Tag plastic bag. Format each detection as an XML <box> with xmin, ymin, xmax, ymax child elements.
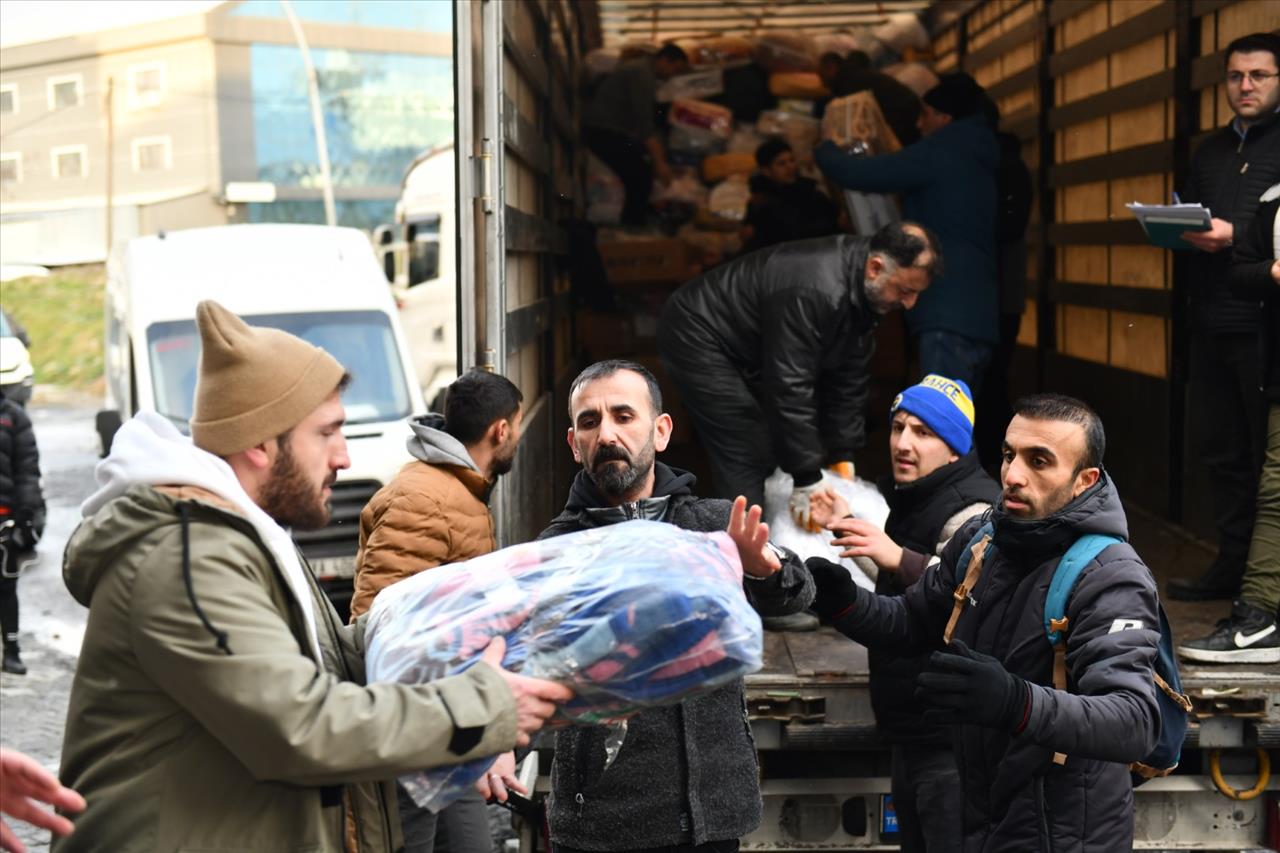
<box><xmin>687</xmin><ymin>36</ymin><xmax>755</xmax><ymax>68</ymax></box>
<box><xmin>670</xmin><ymin>99</ymin><xmax>735</xmax><ymax>139</ymax></box>
<box><xmin>657</xmin><ymin>68</ymin><xmax>725</xmax><ymax>103</ymax></box>
<box><xmin>873</xmin><ymin>13</ymin><xmax>930</xmax><ymax>53</ymax></box>
<box><xmin>707</xmin><ymin>176</ymin><xmax>751</xmax><ymax>223</ymax></box>
<box><xmin>768</xmin><ymin>72</ymin><xmax>828</xmax><ymax>100</ymax></box>
<box><xmin>821</xmin><ymin>92</ymin><xmax>902</xmax><ymax>235</ymax></box>
<box><xmin>755</xmin><ymin>110</ymin><xmax>820</xmax><ymax>163</ymax></box>
<box><xmin>586</xmin><ymin>153</ymin><xmax>625</xmax><ymax>225</ymax></box>
<box><xmin>364</xmin><ymin>520</ymin><xmax>764</xmax><ymax>812</ymax></box>
<box><xmin>763</xmin><ymin>468</ymin><xmax>888</xmax><ymax>588</ymax></box>
<box><xmin>753</xmin><ymin>30</ymin><xmax>819</xmax><ymax>72</ymax></box>
<box><xmin>653</xmin><ymin>167</ymin><xmax>708</xmax><ymax>206</ymax></box>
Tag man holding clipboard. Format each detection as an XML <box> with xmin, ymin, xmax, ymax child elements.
<box><xmin>1167</xmin><ymin>33</ymin><xmax>1280</xmax><ymax>603</ymax></box>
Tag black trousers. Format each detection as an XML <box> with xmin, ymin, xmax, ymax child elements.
<box><xmin>659</xmin><ymin>326</ymin><xmax>774</xmax><ymax>508</ymax></box>
<box><xmin>890</xmin><ymin>745</ymin><xmax>962</xmax><ymax>853</ymax></box>
<box><xmin>1190</xmin><ymin>331</ymin><xmax>1269</xmax><ymax>562</ymax></box>
<box><xmin>0</xmin><ymin>559</ymin><xmax>17</xmax><ymax>644</ymax></box>
<box><xmin>584</xmin><ymin>126</ymin><xmax>653</xmax><ymax>227</ymax></box>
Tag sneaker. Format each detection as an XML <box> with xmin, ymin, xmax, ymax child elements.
<box><xmin>1</xmin><ymin>645</ymin><xmax>26</xmax><ymax>676</ymax></box>
<box><xmin>1166</xmin><ymin>556</ymin><xmax>1245</xmax><ymax>601</ymax></box>
<box><xmin>1177</xmin><ymin>600</ymin><xmax>1280</xmax><ymax>664</ymax></box>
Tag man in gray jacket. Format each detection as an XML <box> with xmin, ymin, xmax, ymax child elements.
<box><xmin>540</xmin><ymin>359</ymin><xmax>815</xmax><ymax>853</ymax></box>
<box><xmin>809</xmin><ymin>394</ymin><xmax>1161</xmax><ymax>853</ymax></box>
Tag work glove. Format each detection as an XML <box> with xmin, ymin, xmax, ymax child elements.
<box><xmin>826</xmin><ymin>461</ymin><xmax>855</xmax><ymax>480</ymax></box>
<box><xmin>915</xmin><ymin>640</ymin><xmax>1032</xmax><ymax>732</ymax></box>
<box><xmin>790</xmin><ymin>481</ymin><xmax>833</xmax><ymax>533</ymax></box>
<box><xmin>806</xmin><ymin>557</ymin><xmax>860</xmax><ymax>622</ymax></box>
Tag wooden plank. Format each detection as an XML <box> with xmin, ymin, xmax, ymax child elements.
<box><xmin>1049</xmin><ymin>2</ymin><xmax>1177</xmax><ymax>77</ymax></box>
<box><xmin>1110</xmin><ymin>32</ymin><xmax>1170</xmax><ymax>87</ymax></box>
<box><xmin>1109</xmin><ymin>311</ymin><xmax>1168</xmax><ymax>377</ymax></box>
<box><xmin>963</xmin><ymin>14</ymin><xmax>1043</xmax><ymax>71</ymax></box>
<box><xmin>1109</xmin><ymin>101</ymin><xmax>1168</xmax><ymax>151</ymax></box>
<box><xmin>1110</xmin><ymin>244</ymin><xmax>1168</xmax><ymax>289</ymax></box>
<box><xmin>1049</xmin><ymin>68</ymin><xmax>1174</xmax><ymax>129</ymax></box>
<box><xmin>1061</xmin><ymin>181</ymin><xmax>1108</xmax><ymax>223</ymax></box>
<box><xmin>987</xmin><ymin>65</ymin><xmax>1039</xmax><ymax>100</ymax></box>
<box><xmin>1190</xmin><ymin>0</ymin><xmax>1235</xmax><ymax>17</ymax></box>
<box><xmin>1191</xmin><ymin>51</ymin><xmax>1226</xmax><ymax>90</ymax></box>
<box><xmin>505</xmin><ymin>205</ymin><xmax>568</xmax><ymax>254</ymax></box>
<box><xmin>1049</xmin><ymin>141</ymin><xmax>1174</xmax><ymax>187</ymax></box>
<box><xmin>1050</xmin><ymin>220</ymin><xmax>1149</xmax><ymax>245</ymax></box>
<box><xmin>1051</xmin><ymin>280</ymin><xmax>1173</xmax><ymax>315</ymax></box>
<box><xmin>502</xmin><ymin>95</ymin><xmax>551</xmax><ymax>175</ymax></box>
<box><xmin>1049</xmin><ymin>0</ymin><xmax>1103</xmax><ymax>27</ymax></box>
<box><xmin>1058</xmin><ymin>304</ymin><xmax>1110</xmax><ymax>363</ymax></box>
<box><xmin>1061</xmin><ymin>244</ymin><xmax>1109</xmax><ymax>282</ymax></box>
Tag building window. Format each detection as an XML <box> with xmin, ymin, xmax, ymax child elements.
<box><xmin>51</xmin><ymin>144</ymin><xmax>87</xmax><ymax>178</ymax></box>
<box><xmin>47</xmin><ymin>74</ymin><xmax>83</xmax><ymax>110</ymax></box>
<box><xmin>0</xmin><ymin>84</ymin><xmax>17</xmax><ymax>115</ymax></box>
<box><xmin>0</xmin><ymin>153</ymin><xmax>21</xmax><ymax>184</ymax></box>
<box><xmin>131</xmin><ymin>136</ymin><xmax>172</xmax><ymax>172</ymax></box>
<box><xmin>128</xmin><ymin>62</ymin><xmax>165</xmax><ymax>108</ymax></box>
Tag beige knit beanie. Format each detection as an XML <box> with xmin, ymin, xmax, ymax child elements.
<box><xmin>190</xmin><ymin>300</ymin><xmax>346</xmax><ymax>456</ymax></box>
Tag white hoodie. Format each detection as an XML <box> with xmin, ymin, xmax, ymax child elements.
<box><xmin>82</xmin><ymin>412</ymin><xmax>322</xmax><ymax>660</ymax></box>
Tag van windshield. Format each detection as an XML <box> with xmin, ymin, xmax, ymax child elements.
<box><xmin>146</xmin><ymin>310</ymin><xmax>412</xmax><ymax>430</ymax></box>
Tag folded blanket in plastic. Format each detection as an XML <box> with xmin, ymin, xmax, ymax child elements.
<box><xmin>364</xmin><ymin>519</ymin><xmax>764</xmax><ymax>811</ymax></box>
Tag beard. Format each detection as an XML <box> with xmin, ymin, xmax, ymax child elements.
<box><xmin>490</xmin><ymin>441</ymin><xmax>517</xmax><ymax>478</ymax></box>
<box><xmin>863</xmin><ymin>270</ymin><xmax>896</xmax><ymax>314</ymax></box>
<box><xmin>259</xmin><ymin>440</ymin><xmax>333</xmax><ymax>531</ymax></box>
<box><xmin>586</xmin><ymin>438</ymin><xmax>656</xmax><ymax>499</ymax></box>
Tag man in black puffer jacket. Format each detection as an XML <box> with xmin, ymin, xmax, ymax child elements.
<box><xmin>540</xmin><ymin>360</ymin><xmax>814</xmax><ymax>853</ymax></box>
<box><xmin>1169</xmin><ymin>32</ymin><xmax>1280</xmax><ymax>601</ymax></box>
<box><xmin>659</xmin><ymin>221</ymin><xmax>941</xmax><ymax>523</ymax></box>
<box><xmin>812</xmin><ymin>374</ymin><xmax>998</xmax><ymax>853</ymax></box>
<box><xmin>0</xmin><ymin>389</ymin><xmax>45</xmax><ymax>675</ymax></box>
<box><xmin>809</xmin><ymin>394</ymin><xmax>1161</xmax><ymax>853</ymax></box>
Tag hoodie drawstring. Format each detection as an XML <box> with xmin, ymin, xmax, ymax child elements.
<box><xmin>179</xmin><ymin>503</ymin><xmax>233</xmax><ymax>656</ymax></box>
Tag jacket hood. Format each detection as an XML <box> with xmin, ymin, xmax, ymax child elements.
<box><xmin>408</xmin><ymin>413</ymin><xmax>482</xmax><ymax>473</ymax></box>
<box><xmin>991</xmin><ymin>469</ymin><xmax>1128</xmax><ymax>562</ymax></box>
<box><xmin>71</xmin><ymin>411</ymin><xmax>323</xmax><ymax>659</ymax></box>
<box><xmin>935</xmin><ymin>114</ymin><xmax>999</xmax><ymax>172</ymax></box>
<box><xmin>562</xmin><ymin>461</ymin><xmax>698</xmax><ymax>512</ymax></box>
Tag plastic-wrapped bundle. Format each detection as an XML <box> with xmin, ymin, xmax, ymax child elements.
<box><xmin>657</xmin><ymin>69</ymin><xmax>725</xmax><ymax>103</ymax></box>
<box><xmin>763</xmin><ymin>468</ymin><xmax>889</xmax><ymax>588</ymax></box>
<box><xmin>756</xmin><ymin>110</ymin><xmax>820</xmax><ymax>163</ymax></box>
<box><xmin>364</xmin><ymin>520</ymin><xmax>764</xmax><ymax>812</ymax></box>
<box><xmin>687</xmin><ymin>36</ymin><xmax>755</xmax><ymax>68</ymax></box>
<box><xmin>873</xmin><ymin>13</ymin><xmax>930</xmax><ymax>54</ymax></box>
<box><xmin>768</xmin><ymin>72</ymin><xmax>829</xmax><ymax>100</ymax></box>
<box><xmin>821</xmin><ymin>92</ymin><xmax>902</xmax><ymax>235</ymax></box>
<box><xmin>653</xmin><ymin>166</ymin><xmax>708</xmax><ymax>206</ymax></box>
<box><xmin>702</xmin><ymin>152</ymin><xmax>756</xmax><ymax>183</ymax></box>
<box><xmin>586</xmin><ymin>153</ymin><xmax>625</xmax><ymax>225</ymax></box>
<box><xmin>670</xmin><ymin>99</ymin><xmax>734</xmax><ymax>139</ymax></box>
<box><xmin>753</xmin><ymin>30</ymin><xmax>819</xmax><ymax>72</ymax></box>
<box><xmin>706</xmin><ymin>176</ymin><xmax>751</xmax><ymax>223</ymax></box>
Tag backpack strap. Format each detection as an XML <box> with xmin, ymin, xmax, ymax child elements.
<box><xmin>943</xmin><ymin>522</ymin><xmax>994</xmax><ymax>645</ymax></box>
<box><xmin>1043</xmin><ymin>533</ymin><xmax>1124</xmax><ymax>765</ymax></box>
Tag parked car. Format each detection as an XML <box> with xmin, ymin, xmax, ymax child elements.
<box><xmin>0</xmin><ymin>309</ymin><xmax>34</xmax><ymax>405</ymax></box>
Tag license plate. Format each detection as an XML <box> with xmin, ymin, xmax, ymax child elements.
<box><xmin>310</xmin><ymin>555</ymin><xmax>355</xmax><ymax>579</ymax></box>
<box><xmin>880</xmin><ymin>794</ymin><xmax>899</xmax><ymax>836</ymax></box>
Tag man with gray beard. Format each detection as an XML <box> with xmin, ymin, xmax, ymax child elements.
<box><xmin>659</xmin><ymin>222</ymin><xmax>941</xmax><ymax>527</ymax></box>
<box><xmin>538</xmin><ymin>360</ymin><xmax>815</xmax><ymax>853</ymax></box>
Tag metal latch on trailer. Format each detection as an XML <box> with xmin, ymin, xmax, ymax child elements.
<box><xmin>747</xmin><ymin>691</ymin><xmax>826</xmax><ymax>723</ymax></box>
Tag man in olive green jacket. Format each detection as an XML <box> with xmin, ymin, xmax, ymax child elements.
<box><xmin>55</xmin><ymin>301</ymin><xmax>571</xmax><ymax>852</ymax></box>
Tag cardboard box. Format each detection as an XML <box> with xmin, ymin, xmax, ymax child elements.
<box><xmin>597</xmin><ymin>238</ymin><xmax>691</xmax><ymax>286</ymax></box>
<box><xmin>576</xmin><ymin>309</ymin><xmax>635</xmax><ymax>360</ymax></box>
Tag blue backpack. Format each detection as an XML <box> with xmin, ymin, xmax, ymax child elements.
<box><xmin>947</xmin><ymin>522</ymin><xmax>1191</xmax><ymax>785</ymax></box>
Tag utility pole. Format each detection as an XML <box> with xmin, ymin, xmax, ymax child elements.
<box><xmin>280</xmin><ymin>0</ymin><xmax>336</xmax><ymax>226</ymax></box>
<box><xmin>104</xmin><ymin>75</ymin><xmax>114</xmax><ymax>259</ymax></box>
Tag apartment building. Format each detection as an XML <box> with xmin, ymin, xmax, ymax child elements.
<box><xmin>0</xmin><ymin>0</ymin><xmax>452</xmax><ymax>265</ymax></box>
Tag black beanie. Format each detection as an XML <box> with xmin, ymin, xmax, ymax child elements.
<box><xmin>923</xmin><ymin>72</ymin><xmax>985</xmax><ymax>119</ymax></box>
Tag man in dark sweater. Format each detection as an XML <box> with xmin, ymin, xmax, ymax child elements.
<box><xmin>742</xmin><ymin>139</ymin><xmax>839</xmax><ymax>253</ymax></box>
<box><xmin>1169</xmin><ymin>32</ymin><xmax>1280</xmax><ymax>601</ymax></box>
<box><xmin>539</xmin><ymin>360</ymin><xmax>815</xmax><ymax>853</ymax></box>
<box><xmin>811</xmin><ymin>374</ymin><xmax>998</xmax><ymax>853</ymax></box>
<box><xmin>1180</xmin><ymin>182</ymin><xmax>1280</xmax><ymax>662</ymax></box>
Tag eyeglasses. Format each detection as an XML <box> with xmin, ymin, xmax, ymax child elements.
<box><xmin>1226</xmin><ymin>70</ymin><xmax>1279</xmax><ymax>86</ymax></box>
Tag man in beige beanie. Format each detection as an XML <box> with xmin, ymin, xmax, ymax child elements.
<box><xmin>56</xmin><ymin>300</ymin><xmax>572</xmax><ymax>853</ymax></box>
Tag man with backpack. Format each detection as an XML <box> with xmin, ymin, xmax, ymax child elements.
<box><xmin>809</xmin><ymin>393</ymin><xmax>1182</xmax><ymax>852</ymax></box>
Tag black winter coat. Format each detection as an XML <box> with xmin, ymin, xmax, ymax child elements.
<box><xmin>539</xmin><ymin>463</ymin><xmax>815</xmax><ymax>850</ymax></box>
<box><xmin>660</xmin><ymin>236</ymin><xmax>878</xmax><ymax>485</ymax></box>
<box><xmin>743</xmin><ymin>174</ymin><xmax>839</xmax><ymax>253</ymax></box>
<box><xmin>823</xmin><ymin>473</ymin><xmax>1160</xmax><ymax>853</ymax></box>
<box><xmin>1182</xmin><ymin>110</ymin><xmax>1280</xmax><ymax>334</ymax></box>
<box><xmin>0</xmin><ymin>393</ymin><xmax>44</xmax><ymax>532</ymax></box>
<box><xmin>870</xmin><ymin>452</ymin><xmax>999</xmax><ymax>745</ymax></box>
<box><xmin>1230</xmin><ymin>192</ymin><xmax>1279</xmax><ymax>403</ymax></box>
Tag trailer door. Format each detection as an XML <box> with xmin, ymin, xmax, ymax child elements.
<box><xmin>454</xmin><ymin>0</ymin><xmax>583</xmax><ymax>545</ymax></box>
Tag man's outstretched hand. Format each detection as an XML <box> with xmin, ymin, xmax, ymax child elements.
<box><xmin>727</xmin><ymin>496</ymin><xmax>781</xmax><ymax>579</ymax></box>
<box><xmin>0</xmin><ymin>748</ymin><xmax>86</xmax><ymax>853</ymax></box>
<box><xmin>480</xmin><ymin>637</ymin><xmax>574</xmax><ymax>748</ymax></box>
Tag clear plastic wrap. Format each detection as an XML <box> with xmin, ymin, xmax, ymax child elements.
<box><xmin>706</xmin><ymin>176</ymin><xmax>751</xmax><ymax>223</ymax></box>
<box><xmin>657</xmin><ymin>69</ymin><xmax>725</xmax><ymax>103</ymax></box>
<box><xmin>755</xmin><ymin>110</ymin><xmax>820</xmax><ymax>163</ymax></box>
<box><xmin>670</xmin><ymin>99</ymin><xmax>735</xmax><ymax>139</ymax></box>
<box><xmin>753</xmin><ymin>30</ymin><xmax>819</xmax><ymax>72</ymax></box>
<box><xmin>364</xmin><ymin>520</ymin><xmax>764</xmax><ymax>813</ymax></box>
<box><xmin>763</xmin><ymin>469</ymin><xmax>889</xmax><ymax>588</ymax></box>
<box><xmin>586</xmin><ymin>153</ymin><xmax>625</xmax><ymax>225</ymax></box>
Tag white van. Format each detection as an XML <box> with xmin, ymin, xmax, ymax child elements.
<box><xmin>98</xmin><ymin>224</ymin><xmax>426</xmax><ymax>616</ymax></box>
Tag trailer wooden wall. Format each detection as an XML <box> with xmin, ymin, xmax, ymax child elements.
<box><xmin>932</xmin><ymin>0</ymin><xmax>1279</xmax><ymax>535</ymax></box>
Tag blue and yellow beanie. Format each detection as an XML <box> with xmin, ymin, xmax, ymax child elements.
<box><xmin>890</xmin><ymin>374</ymin><xmax>975</xmax><ymax>456</ymax></box>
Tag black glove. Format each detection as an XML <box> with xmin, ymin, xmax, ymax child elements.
<box><xmin>915</xmin><ymin>640</ymin><xmax>1031</xmax><ymax>732</ymax></box>
<box><xmin>806</xmin><ymin>557</ymin><xmax>860</xmax><ymax>622</ymax></box>
<box><xmin>12</xmin><ymin>518</ymin><xmax>38</xmax><ymax>552</ymax></box>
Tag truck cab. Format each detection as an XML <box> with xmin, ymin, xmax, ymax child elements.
<box><xmin>97</xmin><ymin>224</ymin><xmax>426</xmax><ymax>618</ymax></box>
